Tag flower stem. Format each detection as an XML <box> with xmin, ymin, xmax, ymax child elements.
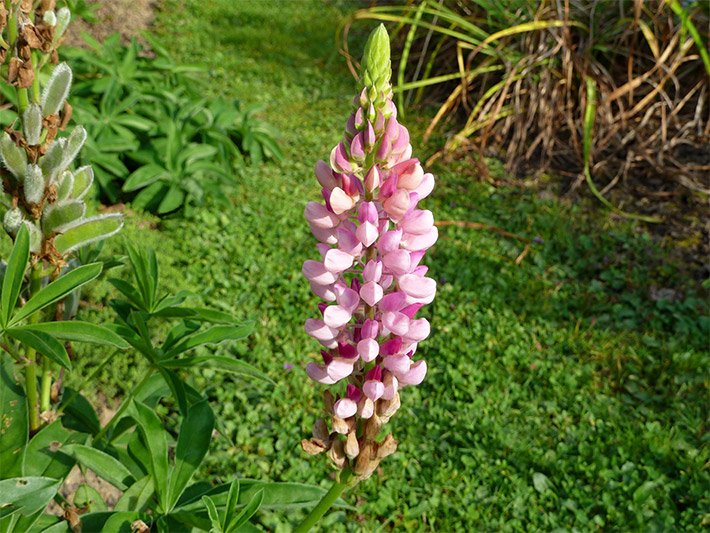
<box><xmin>40</xmin><ymin>357</ymin><xmax>52</xmax><ymax>412</ymax></box>
<box><xmin>25</xmin><ymin>360</ymin><xmax>40</xmax><ymax>431</ymax></box>
<box><xmin>295</xmin><ymin>468</ymin><xmax>353</xmax><ymax>533</ymax></box>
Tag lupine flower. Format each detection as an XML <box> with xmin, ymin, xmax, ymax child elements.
<box><xmin>301</xmin><ymin>25</ymin><xmax>437</xmax><ymax>480</ymax></box>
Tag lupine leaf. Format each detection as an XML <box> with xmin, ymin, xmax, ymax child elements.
<box><xmin>128</xmin><ymin>400</ymin><xmax>169</xmax><ymax>508</ymax></box>
<box><xmin>114</xmin><ymin>476</ymin><xmax>154</xmax><ymax>513</ymax></box>
<box><xmin>62</xmin><ymin>445</ymin><xmax>134</xmax><ymax>490</ymax></box>
<box><xmin>5</xmin><ymin>328</ymin><xmax>70</xmax><ymax>370</ymax></box>
<box><xmin>160</xmin><ymin>355</ymin><xmax>273</xmax><ymax>384</ymax></box>
<box><xmin>0</xmin><ymin>477</ymin><xmax>61</xmax><ymax>518</ymax></box>
<box><xmin>22</xmin><ymin>420</ymin><xmax>85</xmax><ymax>479</ymax></box>
<box><xmin>0</xmin><ymin>225</ymin><xmax>29</xmax><ymax>328</ymax></box>
<box><xmin>15</xmin><ymin>321</ymin><xmax>129</xmax><ymax>349</ymax></box>
<box><xmin>0</xmin><ymin>358</ymin><xmax>27</xmax><ymax>478</ymax></box>
<box><xmin>162</xmin><ymin>323</ymin><xmax>254</xmax><ymax>358</ymax></box>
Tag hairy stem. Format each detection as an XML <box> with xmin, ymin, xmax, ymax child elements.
<box><xmin>294</xmin><ymin>468</ymin><xmax>353</xmax><ymax>533</ymax></box>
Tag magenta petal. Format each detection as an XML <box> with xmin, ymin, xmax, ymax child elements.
<box><xmin>361</xmin><ymin>319</ymin><xmax>379</xmax><ymax>339</ymax></box>
<box><xmin>323</xmin><ymin>305</ymin><xmax>351</xmax><ymax>328</ymax></box>
<box><xmin>399</xmin><ymin>359</ymin><xmax>427</xmax><ymax>385</ymax></box>
<box><xmin>383</xmin><ymin>353</ymin><xmax>411</xmax><ymax>375</ymax></box>
<box><xmin>306</xmin><ymin>363</ymin><xmax>337</xmax><ymax>384</ymax></box>
<box><xmin>336</xmin><ymin>227</ymin><xmax>363</xmax><ymax>256</ymax></box>
<box><xmin>401</xmin><ymin>303</ymin><xmax>423</xmax><ymax>318</ymax></box>
<box><xmin>324</xmin><ymin>249</ymin><xmax>354</xmax><ymax>273</ymax></box>
<box><xmin>364</xmin><ymin>122</ymin><xmax>376</xmax><ymax>147</ymax></box>
<box><xmin>358</xmin><ymin>201</ymin><xmax>378</xmax><ymax>224</ymax></box>
<box><xmin>330</xmin><ymin>143</ymin><xmax>352</xmax><ymax>173</ymax></box>
<box><xmin>364</xmin><ymin>165</ymin><xmax>380</xmax><ymax>192</ymax></box>
<box><xmin>302</xmin><ymin>260</ymin><xmax>337</xmax><ymax>285</ymax></box>
<box><xmin>383</xmin><ymin>249</ymin><xmax>412</xmax><ymax>275</ymax></box>
<box><xmin>359</xmin><ymin>281</ymin><xmax>383</xmax><ymax>307</ymax></box>
<box><xmin>333</xmin><ymin>398</ymin><xmax>357</xmax><ymax>418</ymax></box>
<box><xmin>363</xmin><ymin>379</ymin><xmax>385</xmax><ymax>401</ymax></box>
<box><xmin>350</xmin><ymin>133</ymin><xmax>365</xmax><ymax>161</ymax></box>
<box><xmin>382</xmin><ymin>311</ymin><xmax>410</xmax><ymax>336</ymax></box>
<box><xmin>380</xmin><ymin>337</ymin><xmax>403</xmax><ymax>356</ymax></box>
<box><xmin>380</xmin><ymin>291</ymin><xmax>407</xmax><ymax>312</ymax></box>
<box><xmin>357</xmin><ymin>338</ymin><xmax>379</xmax><ymax>362</ymax></box>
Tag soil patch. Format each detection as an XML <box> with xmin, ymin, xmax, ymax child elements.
<box><xmin>63</xmin><ymin>0</ymin><xmax>156</xmax><ymax>46</ymax></box>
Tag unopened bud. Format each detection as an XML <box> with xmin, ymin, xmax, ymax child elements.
<box><xmin>0</xmin><ymin>133</ymin><xmax>28</xmax><ymax>179</ymax></box>
<box><xmin>23</xmin><ymin>164</ymin><xmax>45</xmax><ymax>204</ymax></box>
<box><xmin>3</xmin><ymin>208</ymin><xmax>23</xmax><ymax>235</ymax></box>
<box><xmin>41</xmin><ymin>63</ymin><xmax>72</xmax><ymax>116</ymax></box>
<box><xmin>55</xmin><ymin>8</ymin><xmax>70</xmax><ymax>40</ymax></box>
<box><xmin>23</xmin><ymin>104</ymin><xmax>43</xmax><ymax>145</ymax></box>
<box><xmin>43</xmin><ymin>10</ymin><xmax>56</xmax><ymax>26</ymax></box>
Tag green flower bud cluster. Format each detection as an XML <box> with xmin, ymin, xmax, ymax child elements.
<box><xmin>0</xmin><ymin>57</ymin><xmax>122</xmax><ymax>262</ymax></box>
<box><xmin>360</xmin><ymin>24</ymin><xmax>394</xmax><ymax>115</ymax></box>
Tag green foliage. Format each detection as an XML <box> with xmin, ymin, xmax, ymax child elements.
<box><xmin>63</xmin><ymin>34</ymin><xmax>283</xmax><ymax>213</ymax></box>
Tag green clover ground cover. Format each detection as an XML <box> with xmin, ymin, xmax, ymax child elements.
<box><xmin>68</xmin><ymin>0</ymin><xmax>708</xmax><ymax>530</ymax></box>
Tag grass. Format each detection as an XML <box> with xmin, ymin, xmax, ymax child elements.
<box><xmin>64</xmin><ymin>0</ymin><xmax>708</xmax><ymax>530</ymax></box>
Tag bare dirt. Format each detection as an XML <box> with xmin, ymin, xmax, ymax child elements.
<box><xmin>63</xmin><ymin>0</ymin><xmax>156</xmax><ymax>46</ymax></box>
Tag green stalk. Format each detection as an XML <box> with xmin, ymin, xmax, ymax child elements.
<box><xmin>25</xmin><ymin>264</ymin><xmax>44</xmax><ymax>430</ymax></box>
<box><xmin>31</xmin><ymin>51</ymin><xmax>41</xmax><ymax>103</ymax></box>
<box><xmin>294</xmin><ymin>468</ymin><xmax>353</xmax><ymax>533</ymax></box>
<box><xmin>40</xmin><ymin>357</ymin><xmax>52</xmax><ymax>412</ymax></box>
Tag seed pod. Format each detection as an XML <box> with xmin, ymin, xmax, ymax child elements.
<box><xmin>331</xmin><ymin>415</ymin><xmax>351</xmax><ymax>435</ymax></box>
<box><xmin>54</xmin><ymin>8</ymin><xmax>70</xmax><ymax>40</ymax></box>
<box><xmin>0</xmin><ymin>133</ymin><xmax>28</xmax><ymax>179</ymax></box>
<box><xmin>312</xmin><ymin>418</ymin><xmax>329</xmax><ymax>442</ymax></box>
<box><xmin>3</xmin><ymin>208</ymin><xmax>23</xmax><ymax>235</ymax></box>
<box><xmin>301</xmin><ymin>439</ymin><xmax>327</xmax><ymax>456</ymax></box>
<box><xmin>42</xmin><ymin>200</ymin><xmax>85</xmax><ymax>234</ymax></box>
<box><xmin>327</xmin><ymin>439</ymin><xmax>346</xmax><ymax>469</ymax></box>
<box><xmin>70</xmin><ymin>165</ymin><xmax>93</xmax><ymax>199</ymax></box>
<box><xmin>39</xmin><ymin>138</ymin><xmax>66</xmax><ymax>183</ymax></box>
<box><xmin>376</xmin><ymin>434</ymin><xmax>397</xmax><ymax>459</ymax></box>
<box><xmin>23</xmin><ymin>104</ymin><xmax>43</xmax><ymax>145</ymax></box>
<box><xmin>41</xmin><ymin>62</ymin><xmax>72</xmax><ymax>116</ymax></box>
<box><xmin>56</xmin><ymin>170</ymin><xmax>73</xmax><ymax>201</ymax></box>
<box><xmin>23</xmin><ymin>164</ymin><xmax>45</xmax><ymax>205</ymax></box>
<box><xmin>61</xmin><ymin>126</ymin><xmax>86</xmax><ymax>169</ymax></box>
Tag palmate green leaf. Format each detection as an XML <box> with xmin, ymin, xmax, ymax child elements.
<box><xmin>157</xmin><ymin>185</ymin><xmax>186</xmax><ymax>214</ymax></box>
<box><xmin>0</xmin><ymin>358</ymin><xmax>27</xmax><ymax>478</ymax></box>
<box><xmin>59</xmin><ymin>387</ymin><xmax>101</xmax><ymax>436</ymax></box>
<box><xmin>158</xmin><ymin>367</ymin><xmax>189</xmax><ymax>416</ymax></box>
<box><xmin>167</xmin><ymin>400</ymin><xmax>215</xmax><ymax>511</ymax></box>
<box><xmin>9</xmin><ymin>321</ymin><xmax>129</xmax><ymax>349</ymax></box>
<box><xmin>128</xmin><ymin>400</ymin><xmax>169</xmax><ymax>508</ymax></box>
<box><xmin>0</xmin><ymin>477</ymin><xmax>61</xmax><ymax>518</ymax></box>
<box><xmin>0</xmin><ymin>225</ymin><xmax>30</xmax><ymax>328</ymax></box>
<box><xmin>222</xmin><ymin>479</ymin><xmax>240</xmax><ymax>532</ymax></box>
<box><xmin>9</xmin><ymin>263</ymin><xmax>103</xmax><ymax>326</ymax></box>
<box><xmin>228</xmin><ymin>489</ymin><xmax>263</xmax><ymax>532</ymax></box>
<box><xmin>126</xmin><ymin>244</ymin><xmax>158</xmax><ymax>312</ymax></box>
<box><xmin>162</xmin><ymin>322</ymin><xmax>254</xmax><ymax>359</ymax></box>
<box><xmin>74</xmin><ymin>484</ymin><xmax>107</xmax><ymax>513</ymax></box>
<box><xmin>23</xmin><ymin>420</ymin><xmax>85</xmax><ymax>479</ymax></box>
<box><xmin>62</xmin><ymin>445</ymin><xmax>134</xmax><ymax>490</ymax></box>
<box><xmin>160</xmin><ymin>355</ymin><xmax>273</xmax><ymax>384</ymax></box>
<box><xmin>4</xmin><ymin>328</ymin><xmax>70</xmax><ymax>370</ymax></box>
<box><xmin>53</xmin><ymin>214</ymin><xmax>124</xmax><ymax>256</ymax></box>
<box><xmin>201</xmin><ymin>495</ymin><xmax>221</xmax><ymax>531</ymax></box>
<box><xmin>80</xmin><ymin>511</ymin><xmax>145</xmax><ymax>533</ymax></box>
<box><xmin>122</xmin><ymin>164</ymin><xmax>167</xmax><ymax>192</ymax></box>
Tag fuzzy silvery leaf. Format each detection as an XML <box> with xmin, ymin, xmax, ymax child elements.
<box><xmin>23</xmin><ymin>221</ymin><xmax>42</xmax><ymax>252</ymax></box>
<box><xmin>42</xmin><ymin>200</ymin><xmax>86</xmax><ymax>234</ymax></box>
<box><xmin>53</xmin><ymin>214</ymin><xmax>123</xmax><ymax>255</ymax></box>
<box><xmin>70</xmin><ymin>166</ymin><xmax>93</xmax><ymax>200</ymax></box>
<box><xmin>61</xmin><ymin>126</ymin><xmax>87</xmax><ymax>170</ymax></box>
<box><xmin>55</xmin><ymin>8</ymin><xmax>70</xmax><ymax>41</ymax></box>
<box><xmin>23</xmin><ymin>165</ymin><xmax>45</xmax><ymax>205</ymax></box>
<box><xmin>3</xmin><ymin>208</ymin><xmax>23</xmax><ymax>235</ymax></box>
<box><xmin>0</xmin><ymin>133</ymin><xmax>27</xmax><ymax>180</ymax></box>
<box><xmin>23</xmin><ymin>104</ymin><xmax>43</xmax><ymax>146</ymax></box>
<box><xmin>41</xmin><ymin>63</ymin><xmax>72</xmax><ymax>116</ymax></box>
<box><xmin>56</xmin><ymin>171</ymin><xmax>74</xmax><ymax>202</ymax></box>
<box><xmin>39</xmin><ymin>138</ymin><xmax>66</xmax><ymax>184</ymax></box>
<box><xmin>43</xmin><ymin>10</ymin><xmax>57</xmax><ymax>26</ymax></box>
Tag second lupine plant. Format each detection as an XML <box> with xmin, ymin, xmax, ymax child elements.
<box><xmin>299</xmin><ymin>25</ymin><xmax>437</xmax><ymax>523</ymax></box>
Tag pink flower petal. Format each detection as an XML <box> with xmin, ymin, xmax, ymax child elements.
<box><xmin>333</xmin><ymin>398</ymin><xmax>357</xmax><ymax>418</ymax></box>
<box><xmin>304</xmin><ymin>201</ymin><xmax>338</xmax><ymax>228</ymax></box>
<box><xmin>330</xmin><ymin>143</ymin><xmax>352</xmax><ymax>173</ymax></box>
<box><xmin>336</xmin><ymin>227</ymin><xmax>363</xmax><ymax>256</ymax></box>
<box><xmin>364</xmin><ymin>165</ymin><xmax>380</xmax><ymax>192</ymax></box>
<box><xmin>355</xmin><ymin>221</ymin><xmax>379</xmax><ymax>247</ymax></box>
<box><xmin>306</xmin><ymin>363</ymin><xmax>336</xmax><ymax>384</ymax></box>
<box><xmin>384</xmin><ymin>354</ymin><xmax>411</xmax><ymax>375</ymax></box>
<box><xmin>398</xmin><ymin>274</ymin><xmax>437</xmax><ymax>302</ymax></box>
<box><xmin>357</xmin><ymin>338</ymin><xmax>379</xmax><ymax>362</ymax></box>
<box><xmin>399</xmin><ymin>359</ymin><xmax>427</xmax><ymax>385</ymax></box>
<box><xmin>363</xmin><ymin>379</ymin><xmax>385</xmax><ymax>401</ymax></box>
<box><xmin>402</xmin><ymin>227</ymin><xmax>438</xmax><ymax>250</ymax></box>
<box><xmin>382</xmin><ymin>311</ymin><xmax>410</xmax><ymax>336</ymax></box>
<box><xmin>360</xmin><ymin>319</ymin><xmax>379</xmax><ymax>339</ymax></box>
<box><xmin>359</xmin><ymin>281</ymin><xmax>383</xmax><ymax>307</ymax></box>
<box><xmin>336</xmin><ymin>287</ymin><xmax>360</xmax><ymax>312</ymax></box>
<box><xmin>415</xmin><ymin>173</ymin><xmax>435</xmax><ymax>199</ymax></box>
<box><xmin>359</xmin><ymin>398</ymin><xmax>375</xmax><ymax>419</ymax></box>
<box><xmin>310</xmin><ymin>282</ymin><xmax>336</xmax><ymax>302</ymax></box>
<box><xmin>382</xmin><ymin>372</ymin><xmax>398</xmax><ymax>400</ymax></box>
<box><xmin>401</xmin><ymin>209</ymin><xmax>434</xmax><ymax>234</ymax></box>
<box><xmin>378</xmin><ymin>229</ymin><xmax>402</xmax><ymax>254</ymax></box>
<box><xmin>405</xmin><ymin>318</ymin><xmax>430</xmax><ymax>341</ymax></box>
<box><xmin>397</xmin><ymin>162</ymin><xmax>423</xmax><ymax>190</ymax></box>
<box><xmin>323</xmin><ymin>305</ymin><xmax>351</xmax><ymax>328</ymax></box>
<box><xmin>383</xmin><ymin>249</ymin><xmax>412</xmax><ymax>276</ymax></box>
<box><xmin>380</xmin><ymin>291</ymin><xmax>407</xmax><ymax>312</ymax></box>
<box><xmin>323</xmin><ymin>249</ymin><xmax>354</xmax><ymax>273</ymax></box>
<box><xmin>326</xmin><ymin>359</ymin><xmax>354</xmax><ymax>381</ymax></box>
<box><xmin>310</xmin><ymin>225</ymin><xmax>337</xmax><ymax>245</ymax></box>
<box><xmin>383</xmin><ymin>189</ymin><xmax>410</xmax><ymax>221</ymax></box>
<box><xmin>304</xmin><ymin>319</ymin><xmax>338</xmax><ymax>342</ymax></box>
<box><xmin>315</xmin><ymin>160</ymin><xmax>337</xmax><ymax>190</ymax></box>
<box><xmin>329</xmin><ymin>187</ymin><xmax>355</xmax><ymax>215</ymax></box>
<box><xmin>363</xmin><ymin>260</ymin><xmax>383</xmax><ymax>283</ymax></box>
<box><xmin>302</xmin><ymin>260</ymin><xmax>337</xmax><ymax>285</ymax></box>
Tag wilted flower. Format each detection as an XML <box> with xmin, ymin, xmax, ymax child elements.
<box><xmin>302</xmin><ymin>25</ymin><xmax>437</xmax><ymax>480</ymax></box>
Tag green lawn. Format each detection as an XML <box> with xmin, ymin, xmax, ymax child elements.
<box><xmin>69</xmin><ymin>0</ymin><xmax>708</xmax><ymax>530</ymax></box>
